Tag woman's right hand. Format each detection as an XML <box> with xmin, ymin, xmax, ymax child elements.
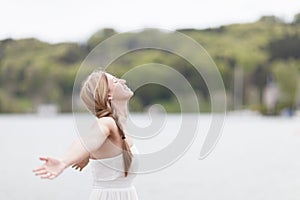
<box><xmin>72</xmin><ymin>157</ymin><xmax>90</xmax><ymax>171</ymax></box>
<box><xmin>33</xmin><ymin>156</ymin><xmax>66</xmax><ymax>180</ymax></box>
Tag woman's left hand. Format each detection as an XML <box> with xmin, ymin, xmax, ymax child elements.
<box><xmin>33</xmin><ymin>156</ymin><xmax>66</xmax><ymax>179</ymax></box>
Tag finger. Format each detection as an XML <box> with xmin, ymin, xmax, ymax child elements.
<box><xmin>34</xmin><ymin>169</ymin><xmax>48</xmax><ymax>176</ymax></box>
<box><xmin>49</xmin><ymin>174</ymin><xmax>57</xmax><ymax>180</ymax></box>
<box><xmin>73</xmin><ymin>164</ymin><xmax>79</xmax><ymax>169</ymax></box>
<box><xmin>41</xmin><ymin>172</ymin><xmax>52</xmax><ymax>179</ymax></box>
<box><xmin>33</xmin><ymin>166</ymin><xmax>45</xmax><ymax>172</ymax></box>
<box><xmin>39</xmin><ymin>157</ymin><xmax>48</xmax><ymax>161</ymax></box>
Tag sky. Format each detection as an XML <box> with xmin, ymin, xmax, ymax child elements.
<box><xmin>1</xmin><ymin>0</ymin><xmax>300</xmax><ymax>43</ymax></box>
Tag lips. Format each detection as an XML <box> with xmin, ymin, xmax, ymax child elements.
<box><xmin>123</xmin><ymin>85</ymin><xmax>129</xmax><ymax>90</ymax></box>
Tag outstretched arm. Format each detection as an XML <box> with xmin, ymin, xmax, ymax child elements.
<box><xmin>33</xmin><ymin>118</ymin><xmax>111</xmax><ymax>179</ymax></box>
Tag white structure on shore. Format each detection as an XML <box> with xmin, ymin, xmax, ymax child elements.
<box><xmin>263</xmin><ymin>81</ymin><xmax>280</xmax><ymax>114</ymax></box>
<box><xmin>37</xmin><ymin>104</ymin><xmax>59</xmax><ymax>116</ymax></box>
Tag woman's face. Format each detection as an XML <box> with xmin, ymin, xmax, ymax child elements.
<box><xmin>105</xmin><ymin>73</ymin><xmax>134</xmax><ymax>101</ymax></box>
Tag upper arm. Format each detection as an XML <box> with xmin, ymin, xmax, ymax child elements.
<box><xmin>80</xmin><ymin>117</ymin><xmax>114</xmax><ymax>153</ymax></box>
<box><xmin>95</xmin><ymin>117</ymin><xmax>115</xmax><ymax>137</ymax></box>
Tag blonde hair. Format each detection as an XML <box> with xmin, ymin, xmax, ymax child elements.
<box><xmin>80</xmin><ymin>70</ymin><xmax>133</xmax><ymax>177</ymax></box>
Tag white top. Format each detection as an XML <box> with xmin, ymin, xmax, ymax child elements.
<box><xmin>89</xmin><ymin>145</ymin><xmax>140</xmax><ymax>200</ymax></box>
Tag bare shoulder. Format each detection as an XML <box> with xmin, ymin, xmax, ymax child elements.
<box><xmin>95</xmin><ymin>117</ymin><xmax>116</xmax><ymax>136</ymax></box>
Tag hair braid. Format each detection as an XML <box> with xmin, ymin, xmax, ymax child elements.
<box><xmin>112</xmin><ymin>113</ymin><xmax>133</xmax><ymax>177</ymax></box>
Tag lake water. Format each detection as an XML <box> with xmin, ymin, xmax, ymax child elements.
<box><xmin>0</xmin><ymin>113</ymin><xmax>300</xmax><ymax>200</ymax></box>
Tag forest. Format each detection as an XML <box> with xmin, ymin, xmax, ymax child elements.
<box><xmin>0</xmin><ymin>14</ymin><xmax>300</xmax><ymax>114</ymax></box>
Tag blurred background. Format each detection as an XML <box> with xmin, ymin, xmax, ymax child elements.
<box><xmin>1</xmin><ymin>0</ymin><xmax>300</xmax><ymax>200</ymax></box>
<box><xmin>0</xmin><ymin>0</ymin><xmax>300</xmax><ymax>115</ymax></box>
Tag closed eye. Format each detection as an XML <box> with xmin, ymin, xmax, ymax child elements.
<box><xmin>112</xmin><ymin>78</ymin><xmax>118</xmax><ymax>83</ymax></box>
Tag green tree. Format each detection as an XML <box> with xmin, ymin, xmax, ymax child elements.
<box><xmin>87</xmin><ymin>28</ymin><xmax>117</xmax><ymax>50</ymax></box>
<box><xmin>272</xmin><ymin>60</ymin><xmax>299</xmax><ymax>111</ymax></box>
<box><xmin>293</xmin><ymin>13</ymin><xmax>300</xmax><ymax>24</ymax></box>
<box><xmin>259</xmin><ymin>15</ymin><xmax>285</xmax><ymax>24</ymax></box>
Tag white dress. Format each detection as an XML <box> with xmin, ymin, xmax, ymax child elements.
<box><xmin>89</xmin><ymin>145</ymin><xmax>140</xmax><ymax>200</ymax></box>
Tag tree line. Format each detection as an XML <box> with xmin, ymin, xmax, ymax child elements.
<box><xmin>0</xmin><ymin>14</ymin><xmax>300</xmax><ymax>114</ymax></box>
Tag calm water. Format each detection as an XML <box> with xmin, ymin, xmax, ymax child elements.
<box><xmin>0</xmin><ymin>113</ymin><xmax>300</xmax><ymax>200</ymax></box>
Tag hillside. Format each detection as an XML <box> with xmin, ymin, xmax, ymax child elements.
<box><xmin>0</xmin><ymin>15</ymin><xmax>300</xmax><ymax>114</ymax></box>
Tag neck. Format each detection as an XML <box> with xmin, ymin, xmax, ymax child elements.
<box><xmin>110</xmin><ymin>100</ymin><xmax>129</xmax><ymax>126</ymax></box>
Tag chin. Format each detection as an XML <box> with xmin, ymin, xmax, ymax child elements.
<box><xmin>130</xmin><ymin>90</ymin><xmax>134</xmax><ymax>96</ymax></box>
<box><xmin>121</xmin><ymin>91</ymin><xmax>134</xmax><ymax>101</ymax></box>
<box><xmin>128</xmin><ymin>91</ymin><xmax>134</xmax><ymax>99</ymax></box>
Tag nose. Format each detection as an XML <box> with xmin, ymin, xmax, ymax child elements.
<box><xmin>120</xmin><ymin>79</ymin><xmax>126</xmax><ymax>84</ymax></box>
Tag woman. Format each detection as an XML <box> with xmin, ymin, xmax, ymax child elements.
<box><xmin>33</xmin><ymin>70</ymin><xmax>140</xmax><ymax>200</ymax></box>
